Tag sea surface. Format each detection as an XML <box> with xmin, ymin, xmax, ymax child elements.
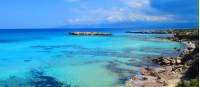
<box><xmin>0</xmin><ymin>29</ymin><xmax>186</xmax><ymax>87</ymax></box>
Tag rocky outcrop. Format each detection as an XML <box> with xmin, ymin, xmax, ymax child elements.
<box><xmin>152</xmin><ymin>57</ymin><xmax>182</xmax><ymax>66</ymax></box>
<box><xmin>125</xmin><ymin>67</ymin><xmax>173</xmax><ymax>87</ymax></box>
<box><xmin>143</xmin><ymin>82</ymin><xmax>163</xmax><ymax>87</ymax></box>
<box><xmin>69</xmin><ymin>32</ymin><xmax>112</xmax><ymax>36</ymax></box>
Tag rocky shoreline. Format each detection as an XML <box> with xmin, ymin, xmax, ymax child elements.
<box><xmin>125</xmin><ymin>29</ymin><xmax>199</xmax><ymax>87</ymax></box>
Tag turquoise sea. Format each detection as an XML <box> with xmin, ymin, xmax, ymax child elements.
<box><xmin>0</xmin><ymin>29</ymin><xmax>186</xmax><ymax>87</ymax></box>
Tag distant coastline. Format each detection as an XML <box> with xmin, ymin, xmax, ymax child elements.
<box><xmin>69</xmin><ymin>32</ymin><xmax>112</xmax><ymax>36</ymax></box>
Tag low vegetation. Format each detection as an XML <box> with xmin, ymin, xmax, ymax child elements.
<box><xmin>176</xmin><ymin>79</ymin><xmax>199</xmax><ymax>87</ymax></box>
<box><xmin>174</xmin><ymin>28</ymin><xmax>199</xmax><ymax>87</ymax></box>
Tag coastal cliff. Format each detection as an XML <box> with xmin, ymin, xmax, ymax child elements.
<box><xmin>125</xmin><ymin>28</ymin><xmax>199</xmax><ymax>87</ymax></box>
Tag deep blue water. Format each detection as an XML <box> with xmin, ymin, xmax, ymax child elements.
<box><xmin>0</xmin><ymin>29</ymin><xmax>186</xmax><ymax>87</ymax></box>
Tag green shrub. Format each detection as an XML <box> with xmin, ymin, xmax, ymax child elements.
<box><xmin>176</xmin><ymin>80</ymin><xmax>199</xmax><ymax>87</ymax></box>
<box><xmin>177</xmin><ymin>80</ymin><xmax>190</xmax><ymax>87</ymax></box>
<box><xmin>190</xmin><ymin>80</ymin><xmax>199</xmax><ymax>87</ymax></box>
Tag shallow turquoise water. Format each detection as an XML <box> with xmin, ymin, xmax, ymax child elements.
<box><xmin>0</xmin><ymin>30</ymin><xmax>185</xmax><ymax>87</ymax></box>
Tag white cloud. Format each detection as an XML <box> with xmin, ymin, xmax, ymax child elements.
<box><xmin>122</xmin><ymin>0</ymin><xmax>150</xmax><ymax>9</ymax></box>
<box><xmin>106</xmin><ymin>8</ymin><xmax>174</xmax><ymax>22</ymax></box>
<box><xmin>65</xmin><ymin>0</ymin><xmax>176</xmax><ymax>24</ymax></box>
<box><xmin>105</xmin><ymin>0</ymin><xmax>175</xmax><ymax>22</ymax></box>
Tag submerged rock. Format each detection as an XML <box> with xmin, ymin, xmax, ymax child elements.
<box><xmin>0</xmin><ymin>70</ymin><xmax>78</xmax><ymax>87</ymax></box>
<box><xmin>31</xmin><ymin>75</ymin><xmax>64</xmax><ymax>87</ymax></box>
<box><xmin>30</xmin><ymin>70</ymin><xmax>76</xmax><ymax>87</ymax></box>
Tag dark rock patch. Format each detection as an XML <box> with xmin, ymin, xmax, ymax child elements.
<box><xmin>0</xmin><ymin>58</ymin><xmax>8</xmax><ymax>61</ymax></box>
<box><xmin>0</xmin><ymin>37</ymin><xmax>48</xmax><ymax>43</ymax></box>
<box><xmin>30</xmin><ymin>70</ymin><xmax>77</xmax><ymax>87</ymax></box>
<box><xmin>105</xmin><ymin>61</ymin><xmax>135</xmax><ymax>84</ymax></box>
<box><xmin>24</xmin><ymin>59</ymin><xmax>31</xmax><ymax>62</ymax></box>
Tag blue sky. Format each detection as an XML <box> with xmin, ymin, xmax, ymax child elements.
<box><xmin>0</xmin><ymin>0</ymin><xmax>198</xmax><ymax>29</ymax></box>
